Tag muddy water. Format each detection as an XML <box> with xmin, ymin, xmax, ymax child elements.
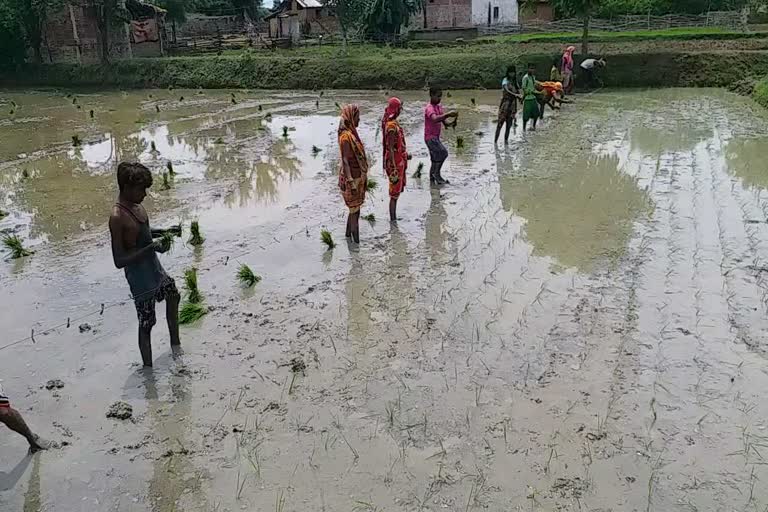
<box><xmin>2</xmin><ymin>87</ymin><xmax>768</xmax><ymax>511</ymax></box>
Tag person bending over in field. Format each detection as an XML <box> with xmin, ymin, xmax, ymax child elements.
<box><xmin>109</xmin><ymin>162</ymin><xmax>180</xmax><ymax>367</ymax></box>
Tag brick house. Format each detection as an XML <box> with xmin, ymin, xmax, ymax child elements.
<box><xmin>416</xmin><ymin>0</ymin><xmax>519</xmax><ymax>29</ymax></box>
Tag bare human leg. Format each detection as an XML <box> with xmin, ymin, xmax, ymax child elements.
<box><xmin>0</xmin><ymin>407</ymin><xmax>45</xmax><ymax>452</ymax></box>
<box><xmin>138</xmin><ymin>326</ymin><xmax>153</xmax><ymax>367</ymax></box>
<box><xmin>346</xmin><ymin>213</ymin><xmax>352</xmax><ymax>238</ymax></box>
<box><xmin>504</xmin><ymin>120</ymin><xmax>513</xmax><ymax>144</ymax></box>
<box><xmin>166</xmin><ymin>293</ymin><xmax>180</xmax><ymax>347</ymax></box>
<box><xmin>389</xmin><ymin>198</ymin><xmax>397</xmax><ymax>221</ymax></box>
<box><xmin>494</xmin><ymin>120</ymin><xmax>504</xmax><ymax>144</ymax></box>
<box><xmin>351</xmin><ymin>211</ymin><xmax>360</xmax><ymax>243</ymax></box>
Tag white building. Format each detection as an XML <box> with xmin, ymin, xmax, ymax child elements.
<box><xmin>472</xmin><ymin>0</ymin><xmax>519</xmax><ymax>27</ymax></box>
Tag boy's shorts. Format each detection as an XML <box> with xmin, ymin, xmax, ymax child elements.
<box><xmin>0</xmin><ymin>384</ymin><xmax>10</xmax><ymax>408</ymax></box>
<box><xmin>134</xmin><ymin>276</ymin><xmax>180</xmax><ymax>331</ymax></box>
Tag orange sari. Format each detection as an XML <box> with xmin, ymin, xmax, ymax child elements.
<box><xmin>338</xmin><ymin>104</ymin><xmax>368</xmax><ymax>213</ymax></box>
<box><xmin>384</xmin><ymin>119</ymin><xmax>407</xmax><ymax>199</ymax></box>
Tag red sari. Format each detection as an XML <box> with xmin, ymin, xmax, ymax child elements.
<box><xmin>381</xmin><ymin>97</ymin><xmax>407</xmax><ymax>200</ymax></box>
<box><xmin>338</xmin><ymin>104</ymin><xmax>368</xmax><ymax>213</ymax></box>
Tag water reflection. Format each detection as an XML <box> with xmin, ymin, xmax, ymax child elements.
<box><xmin>725</xmin><ymin>136</ymin><xmax>768</xmax><ymax>190</ymax></box>
<box><xmin>630</xmin><ymin>122</ymin><xmax>712</xmax><ymax>155</ymax></box>
<box><xmin>0</xmin><ymin>453</ymin><xmax>33</xmax><ymax>492</ymax></box>
<box><xmin>499</xmin><ymin>153</ymin><xmax>650</xmax><ymax>271</ymax></box>
<box><xmin>346</xmin><ymin>252</ymin><xmax>371</xmax><ymax>342</ymax></box>
<box><xmin>425</xmin><ymin>189</ymin><xmax>453</xmax><ymax>263</ymax></box>
<box><xmin>22</xmin><ymin>452</ymin><xmax>41</xmax><ymax>512</ymax></box>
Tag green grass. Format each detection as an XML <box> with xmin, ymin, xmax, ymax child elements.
<box><xmin>188</xmin><ymin>220</ymin><xmax>204</xmax><ymax>246</ymax></box>
<box><xmin>362</xmin><ymin>213</ymin><xmax>376</xmax><ymax>222</ymax></box>
<box><xmin>755</xmin><ymin>75</ymin><xmax>768</xmax><ymax>108</ymax></box>
<box><xmin>320</xmin><ymin>229</ymin><xmax>336</xmax><ymax>250</ymax></box>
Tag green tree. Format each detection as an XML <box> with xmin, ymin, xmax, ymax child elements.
<box><xmin>363</xmin><ymin>0</ymin><xmax>423</xmax><ymax>39</ymax></box>
<box><xmin>157</xmin><ymin>0</ymin><xmax>190</xmax><ymax>43</ymax></box>
<box><xmin>0</xmin><ymin>0</ymin><xmax>25</xmax><ymax>67</ymax></box>
<box><xmin>16</xmin><ymin>0</ymin><xmax>64</xmax><ymax>63</ymax></box>
<box><xmin>322</xmin><ymin>0</ymin><xmax>367</xmax><ymax>48</ymax></box>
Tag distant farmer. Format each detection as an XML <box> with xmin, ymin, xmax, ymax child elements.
<box><xmin>424</xmin><ymin>86</ymin><xmax>458</xmax><ymax>186</ymax></box>
<box><xmin>109</xmin><ymin>162</ymin><xmax>180</xmax><ymax>367</ymax></box>
<box><xmin>550</xmin><ymin>57</ymin><xmax>562</xmax><ymax>82</ymax></box>
<box><xmin>580</xmin><ymin>58</ymin><xmax>606</xmax><ymax>89</ymax></box>
<box><xmin>495</xmin><ymin>65</ymin><xmax>522</xmax><ymax>145</ymax></box>
<box><xmin>561</xmin><ymin>46</ymin><xmax>576</xmax><ymax>94</ymax></box>
<box><xmin>0</xmin><ymin>384</ymin><xmax>46</xmax><ymax>452</ymax></box>
<box><xmin>338</xmin><ymin>104</ymin><xmax>369</xmax><ymax>242</ymax></box>
<box><xmin>522</xmin><ymin>63</ymin><xmax>540</xmax><ymax>131</ymax></box>
<box><xmin>382</xmin><ymin>97</ymin><xmax>408</xmax><ymax>221</ymax></box>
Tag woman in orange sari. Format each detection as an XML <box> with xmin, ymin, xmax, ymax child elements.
<box><xmin>338</xmin><ymin>104</ymin><xmax>369</xmax><ymax>243</ymax></box>
<box><xmin>382</xmin><ymin>97</ymin><xmax>408</xmax><ymax>222</ymax></box>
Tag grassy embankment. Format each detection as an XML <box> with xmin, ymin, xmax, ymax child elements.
<box><xmin>5</xmin><ymin>27</ymin><xmax>768</xmax><ymax>94</ymax></box>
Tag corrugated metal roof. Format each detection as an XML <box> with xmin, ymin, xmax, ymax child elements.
<box><xmin>297</xmin><ymin>0</ymin><xmax>323</xmax><ymax>8</ymax></box>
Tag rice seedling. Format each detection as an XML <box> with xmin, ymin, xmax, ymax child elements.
<box><xmin>166</xmin><ymin>161</ymin><xmax>175</xmax><ymax>176</ymax></box>
<box><xmin>265</xmin><ymin>113</ymin><xmax>272</xmax><ymax>121</ymax></box>
<box><xmin>237</xmin><ymin>264</ymin><xmax>261</xmax><ymax>287</ymax></box>
<box><xmin>470</xmin><ymin>97</ymin><xmax>476</xmax><ymax>106</ymax></box>
<box><xmin>475</xmin><ymin>131</ymin><xmax>484</xmax><ymax>137</ymax></box>
<box><xmin>315</xmin><ymin>100</ymin><xmax>319</xmax><ymax>108</ymax></box>
<box><xmin>72</xmin><ymin>97</ymin><xmax>77</xmax><ymax>105</ymax></box>
<box><xmin>150</xmin><ymin>141</ymin><xmax>158</xmax><ymax>153</ymax></box>
<box><xmin>188</xmin><ymin>220</ymin><xmax>205</xmax><ymax>246</ymax></box>
<box><xmin>148</xmin><ymin>93</ymin><xmax>153</xmax><ymax>99</ymax></box>
<box><xmin>10</xmin><ymin>100</ymin><xmax>16</xmax><ymax>108</ymax></box>
<box><xmin>214</xmin><ymin>137</ymin><xmax>224</xmax><ymax>144</ymax></box>
<box><xmin>179</xmin><ymin>96</ymin><xmax>184</xmax><ymax>102</ymax></box>
<box><xmin>446</xmin><ymin>91</ymin><xmax>452</xmax><ymax>98</ymax></box>
<box><xmin>160</xmin><ymin>172</ymin><xmax>171</xmax><ymax>191</ymax></box>
<box><xmin>71</xmin><ymin>135</ymin><xmax>82</xmax><ymax>147</ymax></box>
<box><xmin>160</xmin><ymin>231</ymin><xmax>175</xmax><ymax>252</ymax></box>
<box><xmin>21</xmin><ymin>169</ymin><xmax>30</xmax><ymax>179</ymax></box>
<box><xmin>257</xmin><ymin>104</ymin><xmax>262</xmax><ymax>111</ymax></box>
<box><xmin>362</xmin><ymin>213</ymin><xmax>376</xmax><ymax>222</ymax></box>
<box><xmin>0</xmin><ymin>209</ymin><xmax>8</xmax><ymax>219</ymax></box>
<box><xmin>197</xmin><ymin>88</ymin><xmax>204</xmax><ymax>95</ymax></box>
<box><xmin>282</xmin><ymin>126</ymin><xmax>289</xmax><ymax>138</ymax></box>
<box><xmin>156</xmin><ymin>104</ymin><xmax>161</xmax><ymax>113</ymax></box>
<box><xmin>179</xmin><ymin>301</ymin><xmax>207</xmax><ymax>325</ymax></box>
<box><xmin>456</xmin><ymin>136</ymin><xmax>465</xmax><ymax>149</ymax></box>
<box><xmin>184</xmin><ymin>267</ymin><xmax>203</xmax><ymax>304</ymax></box>
<box><xmin>76</xmin><ymin>105</ymin><xmax>81</xmax><ymax>110</ymax></box>
<box><xmin>334</xmin><ymin>101</ymin><xmax>341</xmax><ymax>110</ymax></box>
<box><xmin>3</xmin><ymin>234</ymin><xmax>33</xmax><ymax>259</ymax></box>
<box><xmin>9</xmin><ymin>109</ymin><xmax>14</xmax><ymax>116</ymax></box>
<box><xmin>168</xmin><ymin>85</ymin><xmax>174</xmax><ymax>91</ymax></box>
<box><xmin>413</xmin><ymin>161</ymin><xmax>424</xmax><ymax>178</ymax></box>
<box><xmin>89</xmin><ymin>109</ymin><xmax>94</xmax><ymax>118</ymax></box>
<box><xmin>320</xmin><ymin>229</ymin><xmax>336</xmax><ymax>250</ymax></box>
<box><xmin>231</xmin><ymin>97</ymin><xmax>237</xmax><ymax>105</ymax></box>
<box><xmin>366</xmin><ymin>178</ymin><xmax>378</xmax><ymax>192</ymax></box>
<box><xmin>311</xmin><ymin>145</ymin><xmax>322</xmax><ymax>155</ymax></box>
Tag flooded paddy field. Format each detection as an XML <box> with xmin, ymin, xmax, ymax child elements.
<box><xmin>2</xmin><ymin>87</ymin><xmax>768</xmax><ymax>511</ymax></box>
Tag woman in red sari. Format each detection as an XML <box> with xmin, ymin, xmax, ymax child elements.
<box><xmin>382</xmin><ymin>97</ymin><xmax>408</xmax><ymax>221</ymax></box>
<box><xmin>338</xmin><ymin>104</ymin><xmax>369</xmax><ymax>243</ymax></box>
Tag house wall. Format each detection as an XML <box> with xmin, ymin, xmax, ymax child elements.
<box><xmin>521</xmin><ymin>2</ymin><xmax>554</xmax><ymax>21</ymax></box>
<box><xmin>43</xmin><ymin>3</ymin><xmax>131</xmax><ymax>64</ymax></box>
<box><xmin>471</xmin><ymin>0</ymin><xmax>518</xmax><ymax>26</ymax></box>
<box><xmin>420</xmin><ymin>0</ymin><xmax>472</xmax><ymax>29</ymax></box>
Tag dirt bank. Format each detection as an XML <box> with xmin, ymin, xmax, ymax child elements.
<box><xmin>6</xmin><ymin>38</ymin><xmax>768</xmax><ymax>90</ymax></box>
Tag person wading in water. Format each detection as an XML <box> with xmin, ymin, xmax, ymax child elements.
<box><xmin>109</xmin><ymin>162</ymin><xmax>180</xmax><ymax>367</ymax></box>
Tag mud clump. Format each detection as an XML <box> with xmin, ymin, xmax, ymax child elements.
<box><xmin>45</xmin><ymin>379</ymin><xmax>64</xmax><ymax>390</ymax></box>
<box><xmin>78</xmin><ymin>323</ymin><xmax>92</xmax><ymax>333</ymax></box>
<box><xmin>106</xmin><ymin>401</ymin><xmax>133</xmax><ymax>420</ymax></box>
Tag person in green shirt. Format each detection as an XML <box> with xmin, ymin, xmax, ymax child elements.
<box><xmin>522</xmin><ymin>63</ymin><xmax>540</xmax><ymax>131</ymax></box>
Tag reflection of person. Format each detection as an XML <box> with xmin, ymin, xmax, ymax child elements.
<box><xmin>561</xmin><ymin>46</ymin><xmax>576</xmax><ymax>94</ymax></box>
<box><xmin>425</xmin><ymin>188</ymin><xmax>449</xmax><ymax>262</ymax></box>
<box><xmin>495</xmin><ymin>66</ymin><xmax>521</xmax><ymax>145</ymax></box>
<box><xmin>382</xmin><ymin>97</ymin><xmax>408</xmax><ymax>222</ymax></box>
<box><xmin>580</xmin><ymin>58</ymin><xmax>606</xmax><ymax>89</ymax></box>
<box><xmin>0</xmin><ymin>385</ymin><xmax>46</xmax><ymax>452</ymax></box>
<box><xmin>109</xmin><ymin>162</ymin><xmax>180</xmax><ymax>367</ymax></box>
<box><xmin>338</xmin><ymin>105</ymin><xmax>369</xmax><ymax>243</ymax></box>
<box><xmin>522</xmin><ymin>63</ymin><xmax>541</xmax><ymax>132</ymax></box>
<box><xmin>424</xmin><ymin>87</ymin><xmax>458</xmax><ymax>186</ymax></box>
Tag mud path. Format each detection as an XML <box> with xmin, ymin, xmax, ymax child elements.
<box><xmin>1</xmin><ymin>88</ymin><xmax>768</xmax><ymax>511</ymax></box>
